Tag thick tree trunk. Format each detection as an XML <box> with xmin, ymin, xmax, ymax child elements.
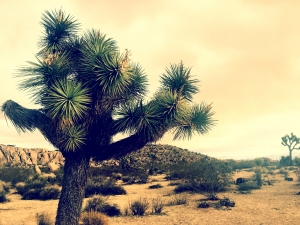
<box><xmin>289</xmin><ymin>149</ymin><xmax>293</xmax><ymax>166</ymax></box>
<box><xmin>55</xmin><ymin>151</ymin><xmax>90</xmax><ymax>225</ymax></box>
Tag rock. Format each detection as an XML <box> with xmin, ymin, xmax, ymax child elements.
<box><xmin>285</xmin><ymin>177</ymin><xmax>293</xmax><ymax>181</ymax></box>
<box><xmin>0</xmin><ymin>144</ymin><xmax>64</xmax><ymax>166</ymax></box>
<box><xmin>34</xmin><ymin>164</ymin><xmax>42</xmax><ymax>174</ymax></box>
<box><xmin>47</xmin><ymin>162</ymin><xmax>60</xmax><ymax>172</ymax></box>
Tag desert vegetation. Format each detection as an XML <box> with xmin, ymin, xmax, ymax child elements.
<box><xmin>1</xmin><ymin>149</ymin><xmax>300</xmax><ymax>224</ymax></box>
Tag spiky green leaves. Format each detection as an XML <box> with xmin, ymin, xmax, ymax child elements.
<box><xmin>79</xmin><ymin>31</ymin><xmax>148</xmax><ymax>100</ymax></box>
<box><xmin>59</xmin><ymin>126</ymin><xmax>87</xmax><ymax>151</ymax></box>
<box><xmin>114</xmin><ymin>101</ymin><xmax>161</xmax><ymax>141</ymax></box>
<box><xmin>161</xmin><ymin>62</ymin><xmax>199</xmax><ymax>101</ymax></box>
<box><xmin>43</xmin><ymin>79</ymin><xmax>91</xmax><ymax>124</ymax></box>
<box><xmin>1</xmin><ymin>100</ymin><xmax>50</xmax><ymax>133</ymax></box>
<box><xmin>18</xmin><ymin>54</ymin><xmax>71</xmax><ymax>104</ymax></box>
<box><xmin>40</xmin><ymin>9</ymin><xmax>79</xmax><ymax>53</ymax></box>
<box><xmin>172</xmin><ymin>103</ymin><xmax>215</xmax><ymax>140</ymax></box>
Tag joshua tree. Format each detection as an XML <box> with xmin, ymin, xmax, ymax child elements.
<box><xmin>1</xmin><ymin>10</ymin><xmax>215</xmax><ymax>225</ymax></box>
<box><xmin>281</xmin><ymin>133</ymin><xmax>300</xmax><ymax>166</ymax></box>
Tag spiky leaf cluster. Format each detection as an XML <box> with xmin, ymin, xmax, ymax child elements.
<box><xmin>2</xmin><ymin>9</ymin><xmax>215</xmax><ymax>153</ymax></box>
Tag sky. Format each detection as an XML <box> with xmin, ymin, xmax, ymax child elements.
<box><xmin>1</xmin><ymin>0</ymin><xmax>300</xmax><ymax>160</ymax></box>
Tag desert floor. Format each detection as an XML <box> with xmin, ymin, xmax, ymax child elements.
<box><xmin>0</xmin><ymin>169</ymin><xmax>300</xmax><ymax>225</ymax></box>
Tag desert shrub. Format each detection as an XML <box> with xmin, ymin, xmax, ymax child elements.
<box><xmin>121</xmin><ymin>176</ymin><xmax>130</xmax><ymax>183</ymax></box>
<box><xmin>36</xmin><ymin>212</ymin><xmax>53</xmax><ymax>225</ymax></box>
<box><xmin>121</xmin><ymin>168</ymin><xmax>148</xmax><ymax>184</ymax></box>
<box><xmin>46</xmin><ymin>167</ymin><xmax>64</xmax><ymax>186</ymax></box>
<box><xmin>151</xmin><ymin>196</ymin><xmax>164</xmax><ymax>214</ymax></box>
<box><xmin>198</xmin><ymin>201</ymin><xmax>210</xmax><ymax>208</ymax></box>
<box><xmin>167</xmin><ymin>158</ymin><xmax>232</xmax><ymax>194</ymax></box>
<box><xmin>0</xmin><ymin>166</ymin><xmax>34</xmax><ymax>185</ymax></box>
<box><xmin>237</xmin><ymin>182</ymin><xmax>260</xmax><ymax>191</ymax></box>
<box><xmin>225</xmin><ymin>159</ymin><xmax>256</xmax><ymax>170</ymax></box>
<box><xmin>111</xmin><ymin>173</ymin><xmax>122</xmax><ymax>180</ymax></box>
<box><xmin>0</xmin><ymin>181</ymin><xmax>10</xmax><ymax>193</ymax></box>
<box><xmin>255</xmin><ymin>168</ymin><xmax>262</xmax><ymax>187</ymax></box>
<box><xmin>148</xmin><ymin>184</ymin><xmax>163</xmax><ymax>189</ymax></box>
<box><xmin>89</xmin><ymin>166</ymin><xmax>123</xmax><ymax>178</ymax></box>
<box><xmin>167</xmin><ymin>194</ymin><xmax>188</xmax><ymax>206</ymax></box>
<box><xmin>83</xmin><ymin>196</ymin><xmax>121</xmax><ymax>217</ymax></box>
<box><xmin>0</xmin><ymin>191</ymin><xmax>8</xmax><ymax>203</ymax></box>
<box><xmin>129</xmin><ymin>197</ymin><xmax>150</xmax><ymax>216</ymax></box>
<box><xmin>85</xmin><ymin>179</ymin><xmax>126</xmax><ymax>197</ymax></box>
<box><xmin>80</xmin><ymin>211</ymin><xmax>109</xmax><ymax>225</ymax></box>
<box><xmin>18</xmin><ymin>183</ymin><xmax>60</xmax><ymax>200</ymax></box>
<box><xmin>168</xmin><ymin>181</ymin><xmax>181</xmax><ymax>186</ymax></box>
<box><xmin>174</xmin><ymin>183</ymin><xmax>197</xmax><ymax>193</ymax></box>
<box><xmin>16</xmin><ymin>179</ymin><xmax>47</xmax><ymax>196</ymax></box>
<box><xmin>279</xmin><ymin>156</ymin><xmax>291</xmax><ymax>167</ymax></box>
<box><xmin>39</xmin><ymin>186</ymin><xmax>60</xmax><ymax>200</ymax></box>
<box><xmin>278</xmin><ymin>169</ymin><xmax>289</xmax><ymax>178</ymax></box>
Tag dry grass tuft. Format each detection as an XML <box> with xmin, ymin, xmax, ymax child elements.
<box><xmin>80</xmin><ymin>211</ymin><xmax>109</xmax><ymax>225</ymax></box>
<box><xmin>36</xmin><ymin>212</ymin><xmax>53</xmax><ymax>225</ymax></box>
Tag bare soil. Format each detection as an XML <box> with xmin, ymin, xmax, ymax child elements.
<box><xmin>1</xmin><ymin>169</ymin><xmax>300</xmax><ymax>225</ymax></box>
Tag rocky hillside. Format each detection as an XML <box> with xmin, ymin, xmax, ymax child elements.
<box><xmin>98</xmin><ymin>144</ymin><xmax>208</xmax><ymax>167</ymax></box>
<box><xmin>0</xmin><ymin>144</ymin><xmax>64</xmax><ymax>166</ymax></box>
<box><xmin>0</xmin><ymin>144</ymin><xmax>207</xmax><ymax>167</ymax></box>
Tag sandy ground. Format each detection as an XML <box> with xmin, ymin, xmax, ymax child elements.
<box><xmin>0</xmin><ymin>169</ymin><xmax>300</xmax><ymax>225</ymax></box>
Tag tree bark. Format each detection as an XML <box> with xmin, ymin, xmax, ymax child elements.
<box><xmin>289</xmin><ymin>149</ymin><xmax>293</xmax><ymax>166</ymax></box>
<box><xmin>55</xmin><ymin>151</ymin><xmax>90</xmax><ymax>225</ymax></box>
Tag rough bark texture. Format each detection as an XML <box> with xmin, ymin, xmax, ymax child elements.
<box><xmin>55</xmin><ymin>151</ymin><xmax>90</xmax><ymax>225</ymax></box>
<box><xmin>289</xmin><ymin>149</ymin><xmax>293</xmax><ymax>166</ymax></box>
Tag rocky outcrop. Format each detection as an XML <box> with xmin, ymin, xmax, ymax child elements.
<box><xmin>0</xmin><ymin>143</ymin><xmax>207</xmax><ymax>168</ymax></box>
<box><xmin>0</xmin><ymin>144</ymin><xmax>64</xmax><ymax>166</ymax></box>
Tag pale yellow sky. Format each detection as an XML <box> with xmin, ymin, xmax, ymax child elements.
<box><xmin>1</xmin><ymin>0</ymin><xmax>300</xmax><ymax>159</ymax></box>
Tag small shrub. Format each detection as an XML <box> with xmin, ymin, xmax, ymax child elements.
<box><xmin>124</xmin><ymin>206</ymin><xmax>130</xmax><ymax>216</ymax></box>
<box><xmin>151</xmin><ymin>196</ymin><xmax>164</xmax><ymax>214</ymax></box>
<box><xmin>39</xmin><ymin>186</ymin><xmax>60</xmax><ymax>200</ymax></box>
<box><xmin>85</xmin><ymin>179</ymin><xmax>126</xmax><ymax>197</ymax></box>
<box><xmin>121</xmin><ymin>176</ymin><xmax>130</xmax><ymax>183</ymax></box>
<box><xmin>83</xmin><ymin>196</ymin><xmax>121</xmax><ymax>217</ymax></box>
<box><xmin>0</xmin><ymin>166</ymin><xmax>34</xmax><ymax>185</ymax></box>
<box><xmin>0</xmin><ymin>181</ymin><xmax>11</xmax><ymax>193</ymax></box>
<box><xmin>198</xmin><ymin>201</ymin><xmax>210</xmax><ymax>208</ymax></box>
<box><xmin>80</xmin><ymin>211</ymin><xmax>109</xmax><ymax>225</ymax></box>
<box><xmin>111</xmin><ymin>173</ymin><xmax>122</xmax><ymax>180</ymax></box>
<box><xmin>0</xmin><ymin>191</ymin><xmax>8</xmax><ymax>203</ymax></box>
<box><xmin>174</xmin><ymin>183</ymin><xmax>197</xmax><ymax>193</ymax></box>
<box><xmin>255</xmin><ymin>168</ymin><xmax>262</xmax><ymax>187</ymax></box>
<box><xmin>167</xmin><ymin>194</ymin><xmax>188</xmax><ymax>206</ymax></box>
<box><xmin>148</xmin><ymin>184</ymin><xmax>163</xmax><ymax>189</ymax></box>
<box><xmin>20</xmin><ymin>185</ymin><xmax>60</xmax><ymax>200</ymax></box>
<box><xmin>168</xmin><ymin>181</ymin><xmax>181</xmax><ymax>186</ymax></box>
<box><xmin>237</xmin><ymin>182</ymin><xmax>260</xmax><ymax>191</ymax></box>
<box><xmin>22</xmin><ymin>189</ymin><xmax>41</xmax><ymax>200</ymax></box>
<box><xmin>121</xmin><ymin>168</ymin><xmax>149</xmax><ymax>184</ymax></box>
<box><xmin>36</xmin><ymin>212</ymin><xmax>53</xmax><ymax>225</ymax></box>
<box><xmin>129</xmin><ymin>197</ymin><xmax>150</xmax><ymax>216</ymax></box>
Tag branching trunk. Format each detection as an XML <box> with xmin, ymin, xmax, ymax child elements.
<box><xmin>289</xmin><ymin>149</ymin><xmax>293</xmax><ymax>166</ymax></box>
<box><xmin>55</xmin><ymin>151</ymin><xmax>90</xmax><ymax>225</ymax></box>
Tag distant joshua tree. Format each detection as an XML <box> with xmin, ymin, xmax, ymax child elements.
<box><xmin>281</xmin><ymin>133</ymin><xmax>300</xmax><ymax>166</ymax></box>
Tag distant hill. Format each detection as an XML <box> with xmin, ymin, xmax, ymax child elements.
<box><xmin>98</xmin><ymin>144</ymin><xmax>210</xmax><ymax>167</ymax></box>
<box><xmin>0</xmin><ymin>144</ymin><xmax>209</xmax><ymax>167</ymax></box>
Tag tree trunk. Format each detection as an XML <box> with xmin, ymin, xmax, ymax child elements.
<box><xmin>289</xmin><ymin>149</ymin><xmax>293</xmax><ymax>166</ymax></box>
<box><xmin>55</xmin><ymin>151</ymin><xmax>90</xmax><ymax>225</ymax></box>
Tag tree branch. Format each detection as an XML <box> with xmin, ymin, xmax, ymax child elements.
<box><xmin>1</xmin><ymin>100</ymin><xmax>56</xmax><ymax>145</ymax></box>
